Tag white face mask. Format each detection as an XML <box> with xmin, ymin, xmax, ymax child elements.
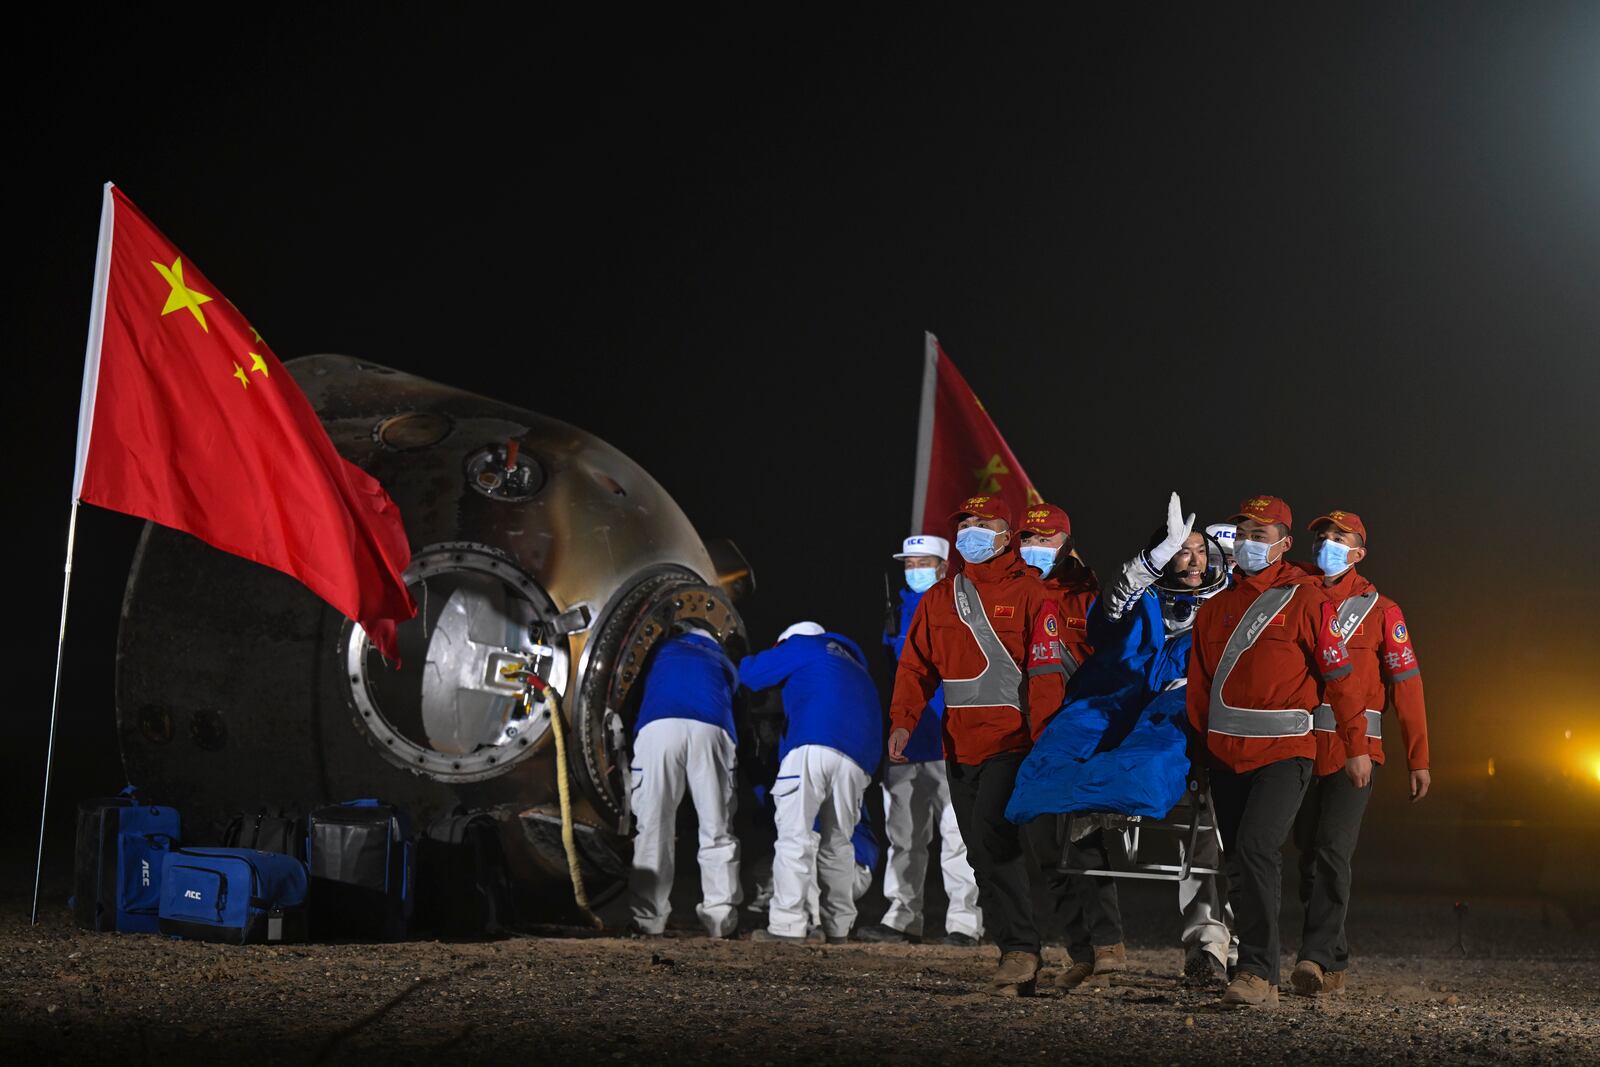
<box><xmin>1234</xmin><ymin>536</ymin><xmax>1285</xmax><ymax>574</ymax></box>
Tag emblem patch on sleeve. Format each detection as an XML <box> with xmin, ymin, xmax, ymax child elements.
<box><xmin>1392</xmin><ymin>621</ymin><xmax>1408</xmax><ymax>643</ymax></box>
<box><xmin>1044</xmin><ymin>615</ymin><xmax>1058</xmax><ymax>636</ymax></box>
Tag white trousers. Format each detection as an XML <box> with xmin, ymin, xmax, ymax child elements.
<box><xmin>879</xmin><ymin>760</ymin><xmax>983</xmax><ymax>938</ymax></box>
<box><xmin>627</xmin><ymin>718</ymin><xmax>742</xmax><ymax>937</ymax></box>
<box><xmin>804</xmin><ymin>859</ymin><xmax>872</xmax><ymax>926</ymax></box>
<box><xmin>768</xmin><ymin>745</ymin><xmax>869</xmax><ymax>939</ymax></box>
<box><xmin>1178</xmin><ymin>834</ymin><xmax>1237</xmax><ymax>965</ymax></box>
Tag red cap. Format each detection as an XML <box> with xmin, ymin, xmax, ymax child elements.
<box><xmin>1020</xmin><ymin>503</ymin><xmax>1071</xmax><ymax>537</ymax></box>
<box><xmin>1229</xmin><ymin>494</ymin><xmax>1293</xmax><ymax>529</ymax></box>
<box><xmin>1309</xmin><ymin>509</ymin><xmax>1368</xmax><ymax>544</ymax></box>
<box><xmin>949</xmin><ymin>494</ymin><xmax>1012</xmax><ymax>527</ymax></box>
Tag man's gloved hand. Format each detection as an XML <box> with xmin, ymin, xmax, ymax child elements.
<box><xmin>1146</xmin><ymin>491</ymin><xmax>1196</xmax><ymax>572</ymax></box>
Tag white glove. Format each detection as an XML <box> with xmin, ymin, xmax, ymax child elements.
<box><xmin>1146</xmin><ymin>492</ymin><xmax>1195</xmax><ymax>571</ymax></box>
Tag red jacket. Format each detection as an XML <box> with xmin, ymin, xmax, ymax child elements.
<box><xmin>1187</xmin><ymin>559</ymin><xmax>1364</xmax><ymax>773</ymax></box>
<box><xmin>1041</xmin><ymin>558</ymin><xmax>1098</xmax><ymax>684</ymax></box>
<box><xmin>891</xmin><ymin>548</ymin><xmax>1067</xmax><ymax>764</ymax></box>
<box><xmin>1310</xmin><ymin>568</ymin><xmax>1429</xmax><ymax>775</ymax></box>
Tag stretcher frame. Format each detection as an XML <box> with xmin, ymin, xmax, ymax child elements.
<box><xmin>1057</xmin><ymin>771</ymin><xmax>1223</xmax><ymax>882</ymax></box>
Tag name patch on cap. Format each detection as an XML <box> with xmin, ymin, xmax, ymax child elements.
<box><xmin>993</xmin><ymin>605</ymin><xmax>1015</xmax><ymax>619</ymax></box>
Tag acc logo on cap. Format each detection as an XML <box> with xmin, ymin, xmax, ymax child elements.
<box><xmin>1392</xmin><ymin>621</ymin><xmax>1409</xmax><ymax>644</ymax></box>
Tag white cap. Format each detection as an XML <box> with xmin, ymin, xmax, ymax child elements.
<box><xmin>893</xmin><ymin>534</ymin><xmax>949</xmax><ymax>561</ymax></box>
<box><xmin>1205</xmin><ymin>523</ymin><xmax>1238</xmax><ymax>561</ymax></box>
<box><xmin>776</xmin><ymin>621</ymin><xmax>825</xmax><ymax>643</ymax></box>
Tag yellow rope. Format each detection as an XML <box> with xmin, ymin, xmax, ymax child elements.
<box><xmin>542</xmin><ymin>686</ymin><xmax>603</xmax><ymax>929</ymax></box>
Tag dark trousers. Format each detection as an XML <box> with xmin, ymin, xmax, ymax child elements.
<box><xmin>947</xmin><ymin>753</ymin><xmax>1039</xmax><ymax>954</ymax></box>
<box><xmin>1210</xmin><ymin>757</ymin><xmax>1313</xmax><ymax>986</ymax></box>
<box><xmin>1293</xmin><ymin>766</ymin><xmax>1375</xmax><ymax>972</ymax></box>
<box><xmin>1026</xmin><ymin>819</ymin><xmax>1122</xmax><ymax>960</ymax></box>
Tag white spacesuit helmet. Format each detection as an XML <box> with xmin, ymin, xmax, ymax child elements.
<box><xmin>1205</xmin><ymin>522</ymin><xmax>1238</xmax><ymax>570</ymax></box>
<box><xmin>1155</xmin><ymin>531</ymin><xmax>1230</xmax><ymax>634</ymax></box>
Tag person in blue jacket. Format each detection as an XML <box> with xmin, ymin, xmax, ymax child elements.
<box><xmin>740</xmin><ymin>621</ymin><xmax>882</xmax><ymax>944</ymax></box>
<box><xmin>857</xmin><ymin>534</ymin><xmax>984</xmax><ymax>947</ymax></box>
<box><xmin>1006</xmin><ymin>492</ymin><xmax>1238</xmax><ymax>984</ymax></box>
<box><xmin>627</xmin><ymin>622</ymin><xmax>743</xmax><ymax>938</ymax></box>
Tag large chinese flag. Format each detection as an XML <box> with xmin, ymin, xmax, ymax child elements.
<box><xmin>910</xmin><ymin>332</ymin><xmax>1042</xmax><ymax>536</ymax></box>
<box><xmin>71</xmin><ymin>184</ymin><xmax>416</xmax><ymax>660</ymax></box>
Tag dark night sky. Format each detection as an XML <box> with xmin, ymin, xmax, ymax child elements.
<box><xmin>7</xmin><ymin>5</ymin><xmax>1600</xmax><ymax>826</ymax></box>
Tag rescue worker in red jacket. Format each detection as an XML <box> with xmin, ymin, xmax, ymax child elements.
<box><xmin>888</xmin><ymin>494</ymin><xmax>1069</xmax><ymax>996</ymax></box>
<box><xmin>1290</xmin><ymin>510</ymin><xmax>1430</xmax><ymax>996</ymax></box>
<box><xmin>1187</xmin><ymin>495</ymin><xmax>1366</xmax><ymax>1008</ymax></box>
<box><xmin>1016</xmin><ymin>502</ymin><xmax>1127</xmax><ymax>988</ymax></box>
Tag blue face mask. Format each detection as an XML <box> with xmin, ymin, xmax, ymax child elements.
<box><xmin>1234</xmin><ymin>536</ymin><xmax>1283</xmax><ymax>575</ymax></box>
<box><xmin>1316</xmin><ymin>539</ymin><xmax>1354</xmax><ymax>577</ymax></box>
<box><xmin>905</xmin><ymin>567</ymin><xmax>939</xmax><ymax>593</ymax></box>
<box><xmin>955</xmin><ymin>526</ymin><xmax>1002</xmax><ymax>564</ymax></box>
<box><xmin>1019</xmin><ymin>545</ymin><xmax>1058</xmax><ymax>575</ymax></box>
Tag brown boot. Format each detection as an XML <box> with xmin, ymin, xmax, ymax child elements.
<box><xmin>1221</xmin><ymin>972</ymin><xmax>1279</xmax><ymax>1008</ymax></box>
<box><xmin>1323</xmin><ymin>969</ymin><xmax>1347</xmax><ymax>993</ymax></box>
<box><xmin>1053</xmin><ymin>960</ymin><xmax>1095</xmax><ymax>990</ymax></box>
<box><xmin>1093</xmin><ymin>942</ymin><xmax>1127</xmax><ymax>974</ymax></box>
<box><xmin>990</xmin><ymin>951</ymin><xmax>1041</xmax><ymax>997</ymax></box>
<box><xmin>1289</xmin><ymin>960</ymin><xmax>1326</xmax><ymax>997</ymax></box>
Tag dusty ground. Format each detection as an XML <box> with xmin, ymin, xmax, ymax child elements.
<box><xmin>6</xmin><ymin>875</ymin><xmax>1598</xmax><ymax>1067</ymax></box>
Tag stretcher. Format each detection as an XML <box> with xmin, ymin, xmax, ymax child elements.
<box><xmin>1056</xmin><ymin>768</ymin><xmax>1223</xmax><ymax>882</ymax></box>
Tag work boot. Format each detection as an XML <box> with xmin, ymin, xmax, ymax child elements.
<box><xmin>1221</xmin><ymin>972</ymin><xmax>1279</xmax><ymax>1008</ymax></box>
<box><xmin>990</xmin><ymin>951</ymin><xmax>1041</xmax><ymax>997</ymax></box>
<box><xmin>1182</xmin><ymin>948</ymin><xmax>1228</xmax><ymax>988</ymax></box>
<box><xmin>855</xmin><ymin>922</ymin><xmax>912</xmax><ymax>944</ymax></box>
<box><xmin>1053</xmin><ymin>959</ymin><xmax>1095</xmax><ymax>990</ymax></box>
<box><xmin>1323</xmin><ymin>969</ymin><xmax>1347</xmax><ymax>993</ymax></box>
<box><xmin>1289</xmin><ymin>960</ymin><xmax>1327</xmax><ymax>997</ymax></box>
<box><xmin>1093</xmin><ymin>942</ymin><xmax>1127</xmax><ymax>974</ymax></box>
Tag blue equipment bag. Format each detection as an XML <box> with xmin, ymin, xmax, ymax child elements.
<box><xmin>157</xmin><ymin>847</ymin><xmax>309</xmax><ymax>944</ymax></box>
<box><xmin>73</xmin><ymin>789</ymin><xmax>181</xmax><ymax>933</ymax></box>
<box><xmin>306</xmin><ymin>799</ymin><xmax>415</xmax><ymax>940</ymax></box>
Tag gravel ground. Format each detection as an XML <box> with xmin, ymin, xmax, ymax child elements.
<box><xmin>7</xmin><ymin>879</ymin><xmax>1598</xmax><ymax>1066</ymax></box>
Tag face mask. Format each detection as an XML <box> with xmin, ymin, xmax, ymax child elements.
<box><xmin>1316</xmin><ymin>539</ymin><xmax>1354</xmax><ymax>577</ymax></box>
<box><xmin>955</xmin><ymin>526</ymin><xmax>1002</xmax><ymax>564</ymax></box>
<box><xmin>905</xmin><ymin>567</ymin><xmax>939</xmax><ymax>594</ymax></box>
<box><xmin>1019</xmin><ymin>545</ymin><xmax>1058</xmax><ymax>574</ymax></box>
<box><xmin>1234</xmin><ymin>536</ymin><xmax>1284</xmax><ymax>574</ymax></box>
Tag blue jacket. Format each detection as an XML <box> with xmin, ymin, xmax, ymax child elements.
<box><xmin>739</xmin><ymin>632</ymin><xmax>883</xmax><ymax>776</ymax></box>
<box><xmin>634</xmin><ymin>633</ymin><xmax>739</xmax><ymax>741</ymax></box>
<box><xmin>1006</xmin><ymin>589</ymin><xmax>1191</xmax><ymax>823</ymax></box>
<box><xmin>885</xmin><ymin>587</ymin><xmax>946</xmax><ymax>763</ymax></box>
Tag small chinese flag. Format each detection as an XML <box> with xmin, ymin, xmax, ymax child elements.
<box><xmin>71</xmin><ymin>184</ymin><xmax>416</xmax><ymax>660</ymax></box>
<box><xmin>910</xmin><ymin>332</ymin><xmax>1042</xmax><ymax>537</ymax></box>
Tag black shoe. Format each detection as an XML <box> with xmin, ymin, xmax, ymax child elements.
<box><xmin>826</xmin><ymin>935</ymin><xmax>851</xmax><ymax>945</ymax></box>
<box><xmin>940</xmin><ymin>931</ymin><xmax>979</xmax><ymax>947</ymax></box>
<box><xmin>855</xmin><ymin>922</ymin><xmax>911</xmax><ymax>944</ymax></box>
<box><xmin>1183</xmin><ymin>949</ymin><xmax>1228</xmax><ymax>987</ymax></box>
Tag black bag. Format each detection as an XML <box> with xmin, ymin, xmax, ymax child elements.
<box><xmin>222</xmin><ymin>809</ymin><xmax>304</xmax><ymax>859</ymax></box>
<box><xmin>416</xmin><ymin>810</ymin><xmax>516</xmax><ymax>937</ymax></box>
<box><xmin>306</xmin><ymin>799</ymin><xmax>414</xmax><ymax>941</ymax></box>
<box><xmin>73</xmin><ymin>790</ymin><xmax>181</xmax><ymax>933</ymax></box>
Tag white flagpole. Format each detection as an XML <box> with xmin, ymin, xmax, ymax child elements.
<box><xmin>34</xmin><ymin>183</ymin><xmax>116</xmax><ymax>925</ymax></box>
<box><xmin>910</xmin><ymin>332</ymin><xmax>939</xmax><ymax>532</ymax></box>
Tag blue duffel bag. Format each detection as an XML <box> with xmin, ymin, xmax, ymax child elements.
<box><xmin>158</xmin><ymin>847</ymin><xmax>309</xmax><ymax>944</ymax></box>
<box><xmin>73</xmin><ymin>788</ymin><xmax>181</xmax><ymax>934</ymax></box>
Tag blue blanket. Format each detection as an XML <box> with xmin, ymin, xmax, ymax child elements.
<box><xmin>1006</xmin><ymin>590</ymin><xmax>1192</xmax><ymax>823</ymax></box>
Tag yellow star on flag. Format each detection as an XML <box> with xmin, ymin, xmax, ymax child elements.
<box><xmin>233</xmin><ymin>361</ymin><xmax>249</xmax><ymax>389</ymax></box>
<box><xmin>974</xmin><ymin>453</ymin><xmax>1009</xmax><ymax>494</ymax></box>
<box><xmin>151</xmin><ymin>256</ymin><xmax>214</xmax><ymax>332</ymax></box>
<box><xmin>248</xmin><ymin>352</ymin><xmax>269</xmax><ymax>378</ymax></box>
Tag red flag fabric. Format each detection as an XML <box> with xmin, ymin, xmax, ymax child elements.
<box><xmin>72</xmin><ymin>184</ymin><xmax>416</xmax><ymax>660</ymax></box>
<box><xmin>910</xmin><ymin>333</ymin><xmax>1042</xmax><ymax>537</ymax></box>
